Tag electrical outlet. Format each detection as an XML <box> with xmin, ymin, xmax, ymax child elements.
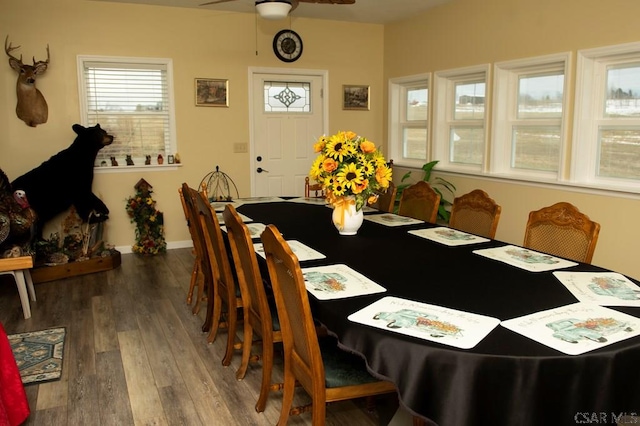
<box><xmin>233</xmin><ymin>143</ymin><xmax>248</xmax><ymax>153</ymax></box>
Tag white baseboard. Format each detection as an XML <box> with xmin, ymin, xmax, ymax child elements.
<box><xmin>115</xmin><ymin>240</ymin><xmax>193</xmax><ymax>254</ymax></box>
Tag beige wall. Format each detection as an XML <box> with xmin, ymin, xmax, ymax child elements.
<box><xmin>3</xmin><ymin>0</ymin><xmax>639</xmax><ymax>279</ymax></box>
<box><xmin>384</xmin><ymin>0</ymin><xmax>640</xmax><ymax>279</ymax></box>
<box><xmin>0</xmin><ymin>0</ymin><xmax>384</xmax><ymax>251</ymax></box>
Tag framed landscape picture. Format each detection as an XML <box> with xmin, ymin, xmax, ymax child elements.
<box><xmin>343</xmin><ymin>85</ymin><xmax>370</xmax><ymax>110</ymax></box>
<box><xmin>195</xmin><ymin>78</ymin><xmax>228</xmax><ymax>107</ymax></box>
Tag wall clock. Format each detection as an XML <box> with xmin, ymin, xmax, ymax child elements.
<box><xmin>273</xmin><ymin>29</ymin><xmax>303</xmax><ymax>63</ymax></box>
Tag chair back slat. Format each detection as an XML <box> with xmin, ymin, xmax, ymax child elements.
<box><xmin>261</xmin><ymin>225</ymin><xmax>322</xmax><ymax>390</ymax></box>
<box><xmin>371</xmin><ymin>181</ymin><xmax>397</xmax><ymax>213</ymax></box>
<box><xmin>223</xmin><ymin>205</ymin><xmax>274</xmax><ymax>338</ymax></box>
<box><xmin>305</xmin><ymin>176</ymin><xmax>325</xmax><ymax>198</ymax></box>
<box><xmin>181</xmin><ymin>184</ymin><xmax>213</xmax><ymax>288</ymax></box>
<box><xmin>523</xmin><ymin>202</ymin><xmax>600</xmax><ymax>263</ymax></box>
<box><xmin>449</xmin><ymin>189</ymin><xmax>501</xmax><ymax>239</ymax></box>
<box><xmin>398</xmin><ymin>181</ymin><xmax>440</xmax><ymax>223</ymax></box>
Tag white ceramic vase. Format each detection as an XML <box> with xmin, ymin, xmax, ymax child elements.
<box><xmin>332</xmin><ymin>196</ymin><xmax>364</xmax><ymax>236</ymax></box>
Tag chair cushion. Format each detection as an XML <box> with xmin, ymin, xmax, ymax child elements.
<box><xmin>319</xmin><ymin>337</ymin><xmax>380</xmax><ymax>388</ymax></box>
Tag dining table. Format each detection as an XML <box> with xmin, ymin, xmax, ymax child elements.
<box><xmin>232</xmin><ymin>198</ymin><xmax>640</xmax><ymax>426</ymax></box>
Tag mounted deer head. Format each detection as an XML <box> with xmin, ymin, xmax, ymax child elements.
<box><xmin>5</xmin><ymin>36</ymin><xmax>49</xmax><ymax>127</ymax></box>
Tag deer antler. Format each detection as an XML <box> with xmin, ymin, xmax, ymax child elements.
<box><xmin>32</xmin><ymin>44</ymin><xmax>50</xmax><ymax>67</ymax></box>
<box><xmin>4</xmin><ymin>36</ymin><xmax>23</xmax><ymax>64</ymax></box>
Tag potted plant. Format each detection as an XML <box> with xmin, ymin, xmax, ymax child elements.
<box><xmin>395</xmin><ymin>160</ymin><xmax>456</xmax><ymax>223</ymax></box>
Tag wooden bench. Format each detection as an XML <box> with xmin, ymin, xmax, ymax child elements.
<box><xmin>0</xmin><ymin>256</ymin><xmax>36</xmax><ymax>319</ymax></box>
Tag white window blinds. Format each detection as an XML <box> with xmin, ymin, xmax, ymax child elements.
<box><xmin>78</xmin><ymin>57</ymin><xmax>176</xmax><ymax>167</ymax></box>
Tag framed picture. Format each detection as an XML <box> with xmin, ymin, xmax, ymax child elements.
<box><xmin>342</xmin><ymin>85</ymin><xmax>370</xmax><ymax>110</ymax></box>
<box><xmin>195</xmin><ymin>78</ymin><xmax>229</xmax><ymax>107</ymax></box>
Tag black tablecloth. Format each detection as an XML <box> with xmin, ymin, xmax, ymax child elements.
<box><xmin>237</xmin><ymin>201</ymin><xmax>640</xmax><ymax>426</ymax></box>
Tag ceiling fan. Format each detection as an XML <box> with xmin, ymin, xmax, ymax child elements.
<box><xmin>199</xmin><ymin>0</ymin><xmax>356</xmax><ymax>20</ymax></box>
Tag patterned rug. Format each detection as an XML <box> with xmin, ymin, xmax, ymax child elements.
<box><xmin>8</xmin><ymin>327</ymin><xmax>66</xmax><ymax>385</ymax></box>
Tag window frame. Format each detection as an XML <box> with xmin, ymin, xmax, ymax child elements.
<box><xmin>491</xmin><ymin>52</ymin><xmax>571</xmax><ymax>181</ymax></box>
<box><xmin>573</xmin><ymin>41</ymin><xmax>640</xmax><ymax>192</ymax></box>
<box><xmin>433</xmin><ymin>64</ymin><xmax>490</xmax><ymax>174</ymax></box>
<box><xmin>388</xmin><ymin>73</ymin><xmax>431</xmax><ymax>169</ymax></box>
<box><xmin>77</xmin><ymin>55</ymin><xmax>178</xmax><ymax>171</ymax></box>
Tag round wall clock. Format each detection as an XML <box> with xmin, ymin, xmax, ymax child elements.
<box><xmin>273</xmin><ymin>29</ymin><xmax>303</xmax><ymax>63</ymax></box>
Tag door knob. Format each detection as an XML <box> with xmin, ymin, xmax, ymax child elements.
<box><xmin>257</xmin><ymin>167</ymin><xmax>269</xmax><ymax>173</ymax></box>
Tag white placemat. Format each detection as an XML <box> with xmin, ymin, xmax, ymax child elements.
<box><xmin>234</xmin><ymin>196</ymin><xmax>286</xmax><ymax>204</ymax></box>
<box><xmin>348</xmin><ymin>296</ymin><xmax>500</xmax><ymax>349</ymax></box>
<box><xmin>473</xmin><ymin>245</ymin><xmax>578</xmax><ymax>272</ymax></box>
<box><xmin>216</xmin><ymin>212</ymin><xmax>252</xmax><ymax>225</ymax></box>
<box><xmin>553</xmin><ymin>271</ymin><xmax>640</xmax><ymax>307</ymax></box>
<box><xmin>286</xmin><ymin>197</ymin><xmax>329</xmax><ymax>206</ymax></box>
<box><xmin>364</xmin><ymin>213</ymin><xmax>424</xmax><ymax>227</ymax></box>
<box><xmin>220</xmin><ymin>222</ymin><xmax>267</xmax><ymax>239</ymax></box>
<box><xmin>210</xmin><ymin>200</ymin><xmax>241</xmax><ymax>212</ymax></box>
<box><xmin>254</xmin><ymin>240</ymin><xmax>325</xmax><ymax>262</ymax></box>
<box><xmin>409</xmin><ymin>227</ymin><xmax>490</xmax><ymax>246</ymax></box>
<box><xmin>501</xmin><ymin>302</ymin><xmax>640</xmax><ymax>355</ymax></box>
<box><xmin>301</xmin><ymin>264</ymin><xmax>386</xmax><ymax>300</ymax></box>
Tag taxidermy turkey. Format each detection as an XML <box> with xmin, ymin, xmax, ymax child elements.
<box><xmin>0</xmin><ymin>168</ymin><xmax>37</xmax><ymax>257</ymax></box>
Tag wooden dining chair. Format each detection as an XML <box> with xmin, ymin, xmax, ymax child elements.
<box><xmin>222</xmin><ymin>204</ymin><xmax>284</xmax><ymax>412</ymax></box>
<box><xmin>194</xmin><ymin>188</ymin><xmax>244</xmax><ymax>364</ymax></box>
<box><xmin>523</xmin><ymin>202</ymin><xmax>601</xmax><ymax>263</ymax></box>
<box><xmin>371</xmin><ymin>181</ymin><xmax>397</xmax><ymax>213</ymax></box>
<box><xmin>178</xmin><ymin>185</ymin><xmax>205</xmax><ymax>314</ymax></box>
<box><xmin>305</xmin><ymin>177</ymin><xmax>324</xmax><ymax>198</ymax></box>
<box><xmin>260</xmin><ymin>224</ymin><xmax>397</xmax><ymax>425</ymax></box>
<box><xmin>398</xmin><ymin>181</ymin><xmax>441</xmax><ymax>223</ymax></box>
<box><xmin>448</xmin><ymin>189</ymin><xmax>502</xmax><ymax>239</ymax></box>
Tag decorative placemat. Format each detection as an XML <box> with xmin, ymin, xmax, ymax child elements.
<box><xmin>286</xmin><ymin>197</ymin><xmax>328</xmax><ymax>206</ymax></box>
<box><xmin>348</xmin><ymin>296</ymin><xmax>500</xmax><ymax>349</ymax></box>
<box><xmin>408</xmin><ymin>227</ymin><xmax>490</xmax><ymax>246</ymax></box>
<box><xmin>254</xmin><ymin>240</ymin><xmax>326</xmax><ymax>262</ymax></box>
<box><xmin>473</xmin><ymin>245</ymin><xmax>578</xmax><ymax>272</ymax></box>
<box><xmin>234</xmin><ymin>196</ymin><xmax>286</xmax><ymax>205</ymax></box>
<box><xmin>221</xmin><ymin>222</ymin><xmax>267</xmax><ymax>239</ymax></box>
<box><xmin>210</xmin><ymin>200</ymin><xmax>241</xmax><ymax>212</ymax></box>
<box><xmin>301</xmin><ymin>264</ymin><xmax>386</xmax><ymax>300</ymax></box>
<box><xmin>216</xmin><ymin>211</ymin><xmax>252</xmax><ymax>225</ymax></box>
<box><xmin>501</xmin><ymin>302</ymin><xmax>640</xmax><ymax>355</ymax></box>
<box><xmin>364</xmin><ymin>213</ymin><xmax>424</xmax><ymax>227</ymax></box>
<box><xmin>9</xmin><ymin>327</ymin><xmax>66</xmax><ymax>385</ymax></box>
<box><xmin>553</xmin><ymin>271</ymin><xmax>640</xmax><ymax>307</ymax></box>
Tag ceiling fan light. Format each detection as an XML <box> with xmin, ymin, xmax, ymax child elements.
<box><xmin>255</xmin><ymin>0</ymin><xmax>292</xmax><ymax>20</ymax></box>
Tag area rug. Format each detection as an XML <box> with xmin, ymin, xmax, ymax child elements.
<box><xmin>8</xmin><ymin>327</ymin><xmax>66</xmax><ymax>385</ymax></box>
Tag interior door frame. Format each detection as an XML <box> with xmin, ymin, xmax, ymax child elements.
<box><xmin>248</xmin><ymin>66</ymin><xmax>329</xmax><ymax>196</ymax></box>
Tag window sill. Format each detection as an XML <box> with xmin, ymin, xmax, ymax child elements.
<box><xmin>433</xmin><ymin>169</ymin><xmax>640</xmax><ymax>200</ymax></box>
<box><xmin>94</xmin><ymin>164</ymin><xmax>182</xmax><ymax>174</ymax></box>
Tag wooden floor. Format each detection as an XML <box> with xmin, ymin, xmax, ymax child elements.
<box><xmin>0</xmin><ymin>248</ymin><xmax>400</xmax><ymax>426</ymax></box>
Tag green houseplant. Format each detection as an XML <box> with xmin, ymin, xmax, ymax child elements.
<box><xmin>395</xmin><ymin>160</ymin><xmax>456</xmax><ymax>223</ymax></box>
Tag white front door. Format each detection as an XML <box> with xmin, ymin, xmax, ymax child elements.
<box><xmin>250</xmin><ymin>70</ymin><xmax>326</xmax><ymax>197</ymax></box>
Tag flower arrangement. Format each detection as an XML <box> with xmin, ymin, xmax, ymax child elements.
<box><xmin>309</xmin><ymin>130</ymin><xmax>392</xmax><ymax>211</ymax></box>
<box><xmin>125</xmin><ymin>179</ymin><xmax>166</xmax><ymax>255</ymax></box>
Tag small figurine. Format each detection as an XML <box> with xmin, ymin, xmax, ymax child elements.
<box><xmin>100</xmin><ymin>160</ymin><xmax>107</xmax><ymax>167</ymax></box>
<box><xmin>157</xmin><ymin>154</ymin><xmax>164</xmax><ymax>165</ymax></box>
<box><xmin>174</xmin><ymin>153</ymin><xmax>181</xmax><ymax>164</ymax></box>
<box><xmin>145</xmin><ymin>155</ymin><xmax>151</xmax><ymax>165</ymax></box>
<box><xmin>110</xmin><ymin>156</ymin><xmax>118</xmax><ymax>166</ymax></box>
<box><xmin>126</xmin><ymin>155</ymin><xmax>134</xmax><ymax>166</ymax></box>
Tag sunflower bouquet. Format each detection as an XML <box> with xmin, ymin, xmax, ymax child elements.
<box><xmin>309</xmin><ymin>130</ymin><xmax>392</xmax><ymax>211</ymax></box>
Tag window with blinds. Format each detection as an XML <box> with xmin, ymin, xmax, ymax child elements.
<box><xmin>77</xmin><ymin>56</ymin><xmax>177</xmax><ymax>167</ymax></box>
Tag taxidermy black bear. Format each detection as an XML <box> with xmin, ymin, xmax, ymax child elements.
<box><xmin>11</xmin><ymin>123</ymin><xmax>113</xmax><ymax>236</ymax></box>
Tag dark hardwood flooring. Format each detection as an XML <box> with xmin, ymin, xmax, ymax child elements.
<box><xmin>0</xmin><ymin>248</ymin><xmax>400</xmax><ymax>425</ymax></box>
